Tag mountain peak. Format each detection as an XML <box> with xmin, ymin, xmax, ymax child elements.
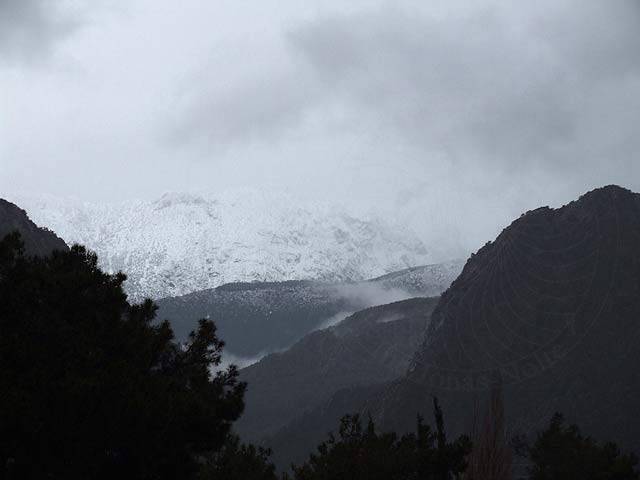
<box><xmin>580</xmin><ymin>183</ymin><xmax>633</xmax><ymax>198</ymax></box>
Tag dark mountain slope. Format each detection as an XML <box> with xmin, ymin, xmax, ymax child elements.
<box><xmin>369</xmin><ymin>185</ymin><xmax>640</xmax><ymax>452</ymax></box>
<box><xmin>158</xmin><ymin>280</ymin><xmax>352</xmax><ymax>357</ymax></box>
<box><xmin>266</xmin><ymin>185</ymin><xmax>640</xmax><ymax>467</ymax></box>
<box><xmin>236</xmin><ymin>297</ymin><xmax>440</xmax><ymax>443</ymax></box>
<box><xmin>156</xmin><ymin>261</ymin><xmax>461</xmax><ymax>357</ymax></box>
<box><xmin>0</xmin><ymin>199</ymin><xmax>67</xmax><ymax>256</ymax></box>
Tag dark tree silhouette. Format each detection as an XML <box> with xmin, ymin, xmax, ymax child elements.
<box><xmin>0</xmin><ymin>233</ymin><xmax>246</xmax><ymax>479</ymax></box>
<box><xmin>291</xmin><ymin>398</ymin><xmax>471</xmax><ymax>480</ymax></box>
<box><xmin>198</xmin><ymin>434</ymin><xmax>278</xmax><ymax>480</ymax></box>
<box><xmin>291</xmin><ymin>414</ymin><xmax>404</xmax><ymax>480</ymax></box>
<box><xmin>527</xmin><ymin>413</ymin><xmax>639</xmax><ymax>480</ymax></box>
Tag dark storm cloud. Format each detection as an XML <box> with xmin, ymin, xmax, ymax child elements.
<box><xmin>291</xmin><ymin>0</ymin><xmax>640</xmax><ymax>174</ymax></box>
<box><xmin>171</xmin><ymin>0</ymin><xmax>640</xmax><ymax>182</ymax></box>
<box><xmin>0</xmin><ymin>0</ymin><xmax>80</xmax><ymax>62</ymax></box>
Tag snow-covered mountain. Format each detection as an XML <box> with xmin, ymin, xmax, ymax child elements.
<box><xmin>8</xmin><ymin>189</ymin><xmax>433</xmax><ymax>300</ymax></box>
<box><xmin>157</xmin><ymin>259</ymin><xmax>464</xmax><ymax>357</ymax></box>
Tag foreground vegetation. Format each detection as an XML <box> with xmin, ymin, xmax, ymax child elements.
<box><xmin>0</xmin><ymin>232</ymin><xmax>638</xmax><ymax>479</ymax></box>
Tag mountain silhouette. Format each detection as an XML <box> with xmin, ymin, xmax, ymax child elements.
<box><xmin>0</xmin><ymin>199</ymin><xmax>67</xmax><ymax>256</ymax></box>
<box><xmin>372</xmin><ymin>185</ymin><xmax>640</xmax><ymax>452</ymax></box>
<box><xmin>267</xmin><ymin>185</ymin><xmax>640</xmax><ymax>466</ymax></box>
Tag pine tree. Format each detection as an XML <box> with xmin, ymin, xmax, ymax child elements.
<box><xmin>527</xmin><ymin>413</ymin><xmax>639</xmax><ymax>480</ymax></box>
<box><xmin>198</xmin><ymin>434</ymin><xmax>278</xmax><ymax>480</ymax></box>
<box><xmin>0</xmin><ymin>233</ymin><xmax>246</xmax><ymax>479</ymax></box>
<box><xmin>291</xmin><ymin>398</ymin><xmax>471</xmax><ymax>480</ymax></box>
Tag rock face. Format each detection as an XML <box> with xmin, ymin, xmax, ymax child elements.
<box><xmin>265</xmin><ymin>185</ymin><xmax>640</xmax><ymax>468</ymax></box>
<box><xmin>9</xmin><ymin>190</ymin><xmax>434</xmax><ymax>301</ymax></box>
<box><xmin>156</xmin><ymin>261</ymin><xmax>463</xmax><ymax>358</ymax></box>
<box><xmin>371</xmin><ymin>185</ymin><xmax>640</xmax><ymax>452</ymax></box>
<box><xmin>0</xmin><ymin>199</ymin><xmax>68</xmax><ymax>256</ymax></box>
<box><xmin>236</xmin><ymin>297</ymin><xmax>440</xmax><ymax>445</ymax></box>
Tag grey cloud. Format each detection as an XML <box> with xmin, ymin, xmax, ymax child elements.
<box><xmin>167</xmin><ymin>70</ymin><xmax>322</xmax><ymax>147</ymax></box>
<box><xmin>290</xmin><ymin>1</ymin><xmax>640</xmax><ymax>174</ymax></box>
<box><xmin>2</xmin><ymin>0</ymin><xmax>638</xmax><ymax>262</ymax></box>
<box><xmin>0</xmin><ymin>0</ymin><xmax>80</xmax><ymax>63</ymax></box>
<box><xmin>170</xmin><ymin>0</ymin><xmax>640</xmax><ymax>184</ymax></box>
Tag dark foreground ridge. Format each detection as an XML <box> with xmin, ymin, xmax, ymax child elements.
<box><xmin>271</xmin><ymin>185</ymin><xmax>640</xmax><ymax>466</ymax></box>
<box><xmin>380</xmin><ymin>185</ymin><xmax>640</xmax><ymax>446</ymax></box>
<box><xmin>0</xmin><ymin>199</ymin><xmax>68</xmax><ymax>256</ymax></box>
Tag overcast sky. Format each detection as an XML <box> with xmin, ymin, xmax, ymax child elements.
<box><xmin>1</xmin><ymin>0</ymin><xmax>639</xmax><ymax>258</ymax></box>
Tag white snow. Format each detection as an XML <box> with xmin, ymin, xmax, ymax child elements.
<box><xmin>8</xmin><ymin>189</ymin><xmax>434</xmax><ymax>301</ymax></box>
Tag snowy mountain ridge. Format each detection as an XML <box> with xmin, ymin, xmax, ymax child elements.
<box><xmin>8</xmin><ymin>189</ymin><xmax>433</xmax><ymax>301</ymax></box>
